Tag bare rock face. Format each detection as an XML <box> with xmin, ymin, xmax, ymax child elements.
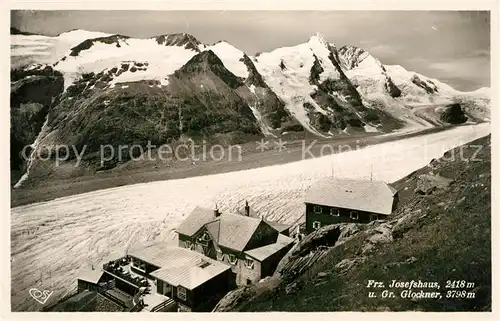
<box><xmin>335</xmin><ymin>257</ymin><xmax>366</xmax><ymax>274</ymax></box>
<box><xmin>414</xmin><ymin>174</ymin><xmax>453</xmax><ymax>195</ymax></box>
<box><xmin>336</xmin><ymin>223</ymin><xmax>362</xmax><ymax>245</ymax></box>
<box><xmin>274</xmin><ymin>223</ymin><xmax>362</xmax><ymax>283</ymax></box>
<box><xmin>213</xmin><ymin>275</ymin><xmax>281</xmax><ymax>312</ymax></box>
<box><xmin>212</xmin><ymin>286</ymin><xmax>256</xmax><ymax>312</ymax></box>
<box><xmin>440</xmin><ymin>103</ymin><xmax>468</xmax><ymax>124</ymax></box>
<box><xmin>392</xmin><ymin>209</ymin><xmax>428</xmax><ymax>239</ymax></box>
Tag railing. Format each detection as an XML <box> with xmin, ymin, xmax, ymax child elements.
<box><xmin>96</xmin><ymin>287</ymin><xmax>129</xmax><ymax>309</ymax></box>
<box><xmin>103</xmin><ymin>266</ymin><xmax>144</xmax><ymax>288</ymax></box>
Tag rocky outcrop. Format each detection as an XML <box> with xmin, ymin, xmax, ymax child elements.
<box><xmin>219</xmin><ymin>135</ymin><xmax>491</xmax><ymax>312</ymax></box>
<box><xmin>154</xmin><ymin>33</ymin><xmax>202</xmax><ymax>51</ymax></box>
<box><xmin>10</xmin><ymin>65</ymin><xmax>64</xmax><ymax>177</ymax></box>
<box><xmin>69</xmin><ymin>34</ymin><xmax>130</xmax><ymax>57</ymax></box>
<box><xmin>411</xmin><ymin>74</ymin><xmax>438</xmax><ymax>94</ymax></box>
<box><xmin>385</xmin><ymin>76</ymin><xmax>402</xmax><ymax>98</ymax></box>
<box><xmin>309</xmin><ymin>54</ymin><xmax>324</xmax><ymax>85</ymax></box>
<box><xmin>440</xmin><ymin>103</ymin><xmax>468</xmax><ymax>124</ymax></box>
<box><xmin>275</xmin><ymin>223</ymin><xmax>362</xmax><ymax>282</ymax></box>
<box><xmin>414</xmin><ymin>174</ymin><xmax>453</xmax><ymax>195</ymax></box>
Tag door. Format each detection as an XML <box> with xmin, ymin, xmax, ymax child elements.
<box><xmin>163</xmin><ymin>282</ymin><xmax>173</xmax><ymax>297</ymax></box>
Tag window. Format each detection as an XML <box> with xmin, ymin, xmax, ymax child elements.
<box><xmin>201</xmin><ymin>231</ymin><xmax>210</xmax><ymax>241</ymax></box>
<box><xmin>198</xmin><ymin>260</ymin><xmax>211</xmax><ymax>269</ymax></box>
<box><xmin>216</xmin><ymin>249</ymin><xmax>225</xmax><ymax>261</ymax></box>
<box><xmin>330</xmin><ymin>208</ymin><xmax>340</xmax><ymax>216</ymax></box>
<box><xmin>177</xmin><ymin>286</ymin><xmax>187</xmax><ymax>301</ymax></box>
<box><xmin>312</xmin><ymin>221</ymin><xmax>321</xmax><ymax>230</ymax></box>
<box><xmin>197</xmin><ymin>231</ymin><xmax>210</xmax><ymax>243</ymax></box>
<box><xmin>244</xmin><ymin>258</ymin><xmax>254</xmax><ymax>269</ymax></box>
<box><xmin>350</xmin><ymin>211</ymin><xmax>359</xmax><ymax>220</ymax></box>
<box><xmin>228</xmin><ymin>254</ymin><xmax>238</xmax><ymax>265</ymax></box>
<box><xmin>370</xmin><ymin>214</ymin><xmax>378</xmax><ymax>221</ymax></box>
<box><xmin>185</xmin><ymin>241</ymin><xmax>194</xmax><ymax>250</ymax></box>
<box><xmin>313</xmin><ymin>205</ymin><xmax>323</xmax><ymax>214</ymax></box>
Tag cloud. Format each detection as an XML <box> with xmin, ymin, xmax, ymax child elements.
<box><xmin>365</xmin><ymin>44</ymin><xmax>398</xmax><ymax>56</ymax></box>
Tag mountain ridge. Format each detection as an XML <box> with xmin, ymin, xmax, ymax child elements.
<box><xmin>10</xmin><ymin>30</ymin><xmax>490</xmax><ymax>187</ymax></box>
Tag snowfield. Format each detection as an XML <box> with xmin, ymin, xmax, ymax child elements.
<box><xmin>10</xmin><ymin>123</ymin><xmax>490</xmax><ymax>311</ymax></box>
<box><xmin>11</xmin><ymin>30</ymin><xmax>112</xmax><ymax>69</ymax></box>
<box><xmin>252</xmin><ymin>34</ymin><xmax>341</xmax><ymax>137</ymax></box>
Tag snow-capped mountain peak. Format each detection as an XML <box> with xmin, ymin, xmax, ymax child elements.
<box><xmin>206</xmin><ymin>41</ymin><xmax>248</xmax><ymax>79</ymax></box>
<box><xmin>11</xmin><ymin>29</ymin><xmax>490</xmax><ymax>140</ymax></box>
<box><xmin>56</xmin><ymin>29</ymin><xmax>112</xmax><ymax>41</ymax></box>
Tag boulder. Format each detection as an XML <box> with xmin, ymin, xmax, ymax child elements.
<box><xmin>336</xmin><ymin>223</ymin><xmax>362</xmax><ymax>244</ymax></box>
<box><xmin>293</xmin><ymin>224</ymin><xmax>342</xmax><ymax>257</ymax></box>
<box><xmin>415</xmin><ymin>174</ymin><xmax>453</xmax><ymax>195</ymax></box>
<box><xmin>285</xmin><ymin>281</ymin><xmax>302</xmax><ymax>295</ymax></box>
<box><xmin>212</xmin><ymin>286</ymin><xmax>256</xmax><ymax>312</ymax></box>
<box><xmin>335</xmin><ymin>257</ymin><xmax>365</xmax><ymax>273</ymax></box>
<box><xmin>368</xmin><ymin>222</ymin><xmax>393</xmax><ymax>244</ymax></box>
<box><xmin>392</xmin><ymin>210</ymin><xmax>429</xmax><ymax>239</ymax></box>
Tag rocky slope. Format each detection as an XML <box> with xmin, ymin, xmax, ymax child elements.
<box><xmin>214</xmin><ymin>135</ymin><xmax>491</xmax><ymax>312</ymax></box>
<box><xmin>10</xmin><ymin>64</ymin><xmax>64</xmax><ymax>181</ymax></box>
<box><xmin>10</xmin><ymin>30</ymin><xmax>490</xmax><ymax>186</ymax></box>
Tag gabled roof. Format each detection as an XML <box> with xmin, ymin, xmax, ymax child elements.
<box><xmin>205</xmin><ymin>220</ymin><xmax>221</xmax><ymax>243</ymax></box>
<box><xmin>244</xmin><ymin>234</ymin><xmax>295</xmax><ymax>261</ymax></box>
<box><xmin>304</xmin><ymin>177</ymin><xmax>397</xmax><ymax>215</ymax></box>
<box><xmin>177</xmin><ymin>205</ymin><xmax>293</xmax><ymax>253</ymax></box>
<box><xmin>236</xmin><ymin>205</ymin><xmax>291</xmax><ymax>233</ymax></box>
<box><xmin>176</xmin><ymin>206</ymin><xmax>216</xmax><ymax>236</ymax></box>
<box><xmin>217</xmin><ymin>213</ymin><xmax>262</xmax><ymax>252</ymax></box>
<box><xmin>265</xmin><ymin>220</ymin><xmax>291</xmax><ymax>233</ymax></box>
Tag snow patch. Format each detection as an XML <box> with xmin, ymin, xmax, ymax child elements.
<box><xmin>206</xmin><ymin>41</ymin><xmax>248</xmax><ymax>79</ymax></box>
<box><xmin>55</xmin><ymin>38</ymin><xmax>199</xmax><ymax>89</ymax></box>
<box><xmin>251</xmin><ymin>36</ymin><xmax>341</xmax><ymax>137</ymax></box>
<box><xmin>364</xmin><ymin>124</ymin><xmax>379</xmax><ymax>133</ymax></box>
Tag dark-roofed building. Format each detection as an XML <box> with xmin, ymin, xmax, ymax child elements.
<box><xmin>177</xmin><ymin>202</ymin><xmax>295</xmax><ymax>286</ymax></box>
<box><xmin>304</xmin><ymin>178</ymin><xmax>399</xmax><ymax>233</ymax></box>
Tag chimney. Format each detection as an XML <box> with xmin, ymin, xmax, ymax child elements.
<box><xmin>214</xmin><ymin>204</ymin><xmax>221</xmax><ymax>217</ymax></box>
<box><xmin>245</xmin><ymin>200</ymin><xmax>250</xmax><ymax>216</ymax></box>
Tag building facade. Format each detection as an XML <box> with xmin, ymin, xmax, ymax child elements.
<box><xmin>304</xmin><ymin>178</ymin><xmax>399</xmax><ymax>233</ymax></box>
<box><xmin>177</xmin><ymin>203</ymin><xmax>295</xmax><ymax>286</ymax></box>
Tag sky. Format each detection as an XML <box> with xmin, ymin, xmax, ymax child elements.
<box><xmin>11</xmin><ymin>10</ymin><xmax>490</xmax><ymax>91</ymax></box>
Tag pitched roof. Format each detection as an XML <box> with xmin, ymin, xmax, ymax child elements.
<box><xmin>131</xmin><ymin>244</ymin><xmax>230</xmax><ymax>290</ymax></box>
<box><xmin>217</xmin><ymin>213</ymin><xmax>262</xmax><ymax>252</ymax></box>
<box><xmin>244</xmin><ymin>234</ymin><xmax>295</xmax><ymax>261</ymax></box>
<box><xmin>236</xmin><ymin>205</ymin><xmax>291</xmax><ymax>233</ymax></box>
<box><xmin>265</xmin><ymin>220</ymin><xmax>291</xmax><ymax>233</ymax></box>
<box><xmin>304</xmin><ymin>177</ymin><xmax>397</xmax><ymax>215</ymax></box>
<box><xmin>177</xmin><ymin>205</ymin><xmax>293</xmax><ymax>253</ymax></box>
<box><xmin>205</xmin><ymin>220</ymin><xmax>221</xmax><ymax>243</ymax></box>
<box><xmin>176</xmin><ymin>206</ymin><xmax>216</xmax><ymax>236</ymax></box>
